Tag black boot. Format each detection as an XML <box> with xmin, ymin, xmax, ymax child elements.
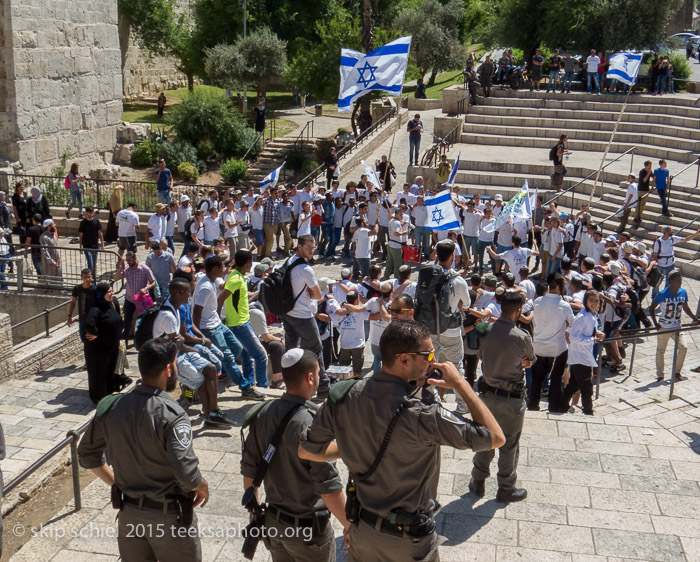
<box><xmin>468</xmin><ymin>477</ymin><xmax>485</xmax><ymax>497</ymax></box>
<box><xmin>496</xmin><ymin>487</ymin><xmax>528</xmax><ymax>503</ymax></box>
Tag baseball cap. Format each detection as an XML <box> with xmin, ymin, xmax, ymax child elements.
<box><xmin>253</xmin><ymin>263</ymin><xmax>270</xmax><ymax>277</ymax></box>
<box><xmin>180</xmin><ymin>194</ymin><xmax>190</xmax><ymax>202</ymax></box>
<box><xmin>621</xmin><ymin>241</ymin><xmax>636</xmax><ymax>254</ymax></box>
<box><xmin>483</xmin><ymin>274</ymin><xmax>498</xmax><ymax>288</ymax></box>
<box><xmin>155</xmin><ymin>203</ymin><xmax>167</xmax><ymax>211</ymax></box>
<box><xmin>636</xmin><ymin>241</ymin><xmax>647</xmax><ymax>253</ymax></box>
<box><xmin>605</xmin><ymin>235</ymin><xmax>617</xmax><ymax>243</ymax></box>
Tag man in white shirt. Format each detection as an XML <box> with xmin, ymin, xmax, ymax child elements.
<box><xmin>616</xmin><ymin>174</ymin><xmax>638</xmax><ymax>235</ymax></box>
<box><xmin>116</xmin><ymin>201</ymin><xmax>140</xmax><ymax>257</ymax></box>
<box><xmin>529</xmin><ymin>273</ymin><xmax>574</xmax><ymax>413</ymax></box>
<box><xmin>282</xmin><ymin>235</ymin><xmax>331</xmax><ymax>399</ymax></box>
<box><xmin>198</xmin><ymin>189</ymin><xmax>219</xmax><ymax>213</ymax></box>
<box><xmin>222</xmin><ymin>198</ymin><xmax>240</xmax><ymax>257</ymax></box>
<box><xmin>145</xmin><ymin>203</ymin><xmax>168</xmax><ymax>250</ymax></box>
<box><xmin>586</xmin><ymin>49</ymin><xmax>601</xmax><ymax>94</ymax></box>
<box><xmin>177</xmin><ymin>195</ymin><xmax>192</xmax><ymax>255</ymax></box>
<box><xmin>462</xmin><ymin>200</ymin><xmax>482</xmax><ymax>267</ymax></box>
<box><xmin>488</xmin><ymin>235</ymin><xmax>538</xmax><ymax>274</ymax></box>
<box><xmin>352</xmin><ymin>203</ymin><xmax>378</xmax><ymax>278</ymax></box>
<box><xmin>203</xmin><ymin>207</ymin><xmax>221</xmax><ymax>245</ymax></box>
<box><xmin>243</xmin><ymin>186</ymin><xmax>258</xmax><ymax>208</ymax></box>
<box><xmin>518</xmin><ymin>266</ymin><xmax>536</xmax><ymax>301</ymax></box>
<box><xmin>364</xmin><ymin>282</ymin><xmax>392</xmax><ymax>374</ymax></box>
<box><xmin>651</xmin><ymin>225</ymin><xmax>700</xmax><ymax>297</ymax></box>
<box><xmin>383</xmin><ymin>205</ymin><xmax>409</xmax><ymax>280</ymax></box>
<box><xmin>192</xmin><ymin>255</ymin><xmax>264</xmax><ymax>400</ymax></box>
<box><xmin>331</xmin><ymin>290</ymin><xmax>370</xmax><ymax>377</ymax></box>
<box><xmin>376</xmin><ymin>192</ymin><xmax>394</xmax><ymax>260</ymax></box>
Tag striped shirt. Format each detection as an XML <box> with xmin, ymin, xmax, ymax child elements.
<box><xmin>121</xmin><ymin>263</ymin><xmax>155</xmax><ymax>302</ymax></box>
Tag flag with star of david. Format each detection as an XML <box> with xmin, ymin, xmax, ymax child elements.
<box><xmin>338</xmin><ymin>36</ymin><xmax>412</xmax><ymax>113</ymax></box>
<box><xmin>607</xmin><ymin>52</ymin><xmax>642</xmax><ymax>86</ymax></box>
<box><xmin>482</xmin><ymin>181</ymin><xmax>532</xmax><ymax>233</ymax></box>
<box><xmin>424</xmin><ymin>190</ymin><xmax>461</xmax><ymax>231</ymax></box>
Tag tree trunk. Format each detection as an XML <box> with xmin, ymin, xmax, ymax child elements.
<box><xmin>355</xmin><ymin>0</ymin><xmax>374</xmax><ymax>134</ymax></box>
<box><xmin>428</xmin><ymin>68</ymin><xmax>438</xmax><ymax>86</ymax></box>
<box><xmin>187</xmin><ymin>74</ymin><xmax>194</xmax><ymax>92</ymax></box>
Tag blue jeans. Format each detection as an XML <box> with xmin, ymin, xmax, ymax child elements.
<box><xmin>251</xmin><ymin>229</ymin><xmax>264</xmax><ymax>246</ymax></box>
<box><xmin>229</xmin><ymin>322</ymin><xmax>268</xmax><ymax>388</ymax></box>
<box><xmin>477</xmin><ymin>240</ymin><xmax>491</xmax><ymax>273</ymax></box>
<box><xmin>201</xmin><ymin>323</ymin><xmax>248</xmax><ymax>390</ymax></box>
<box><xmin>371</xmin><ymin>343</ymin><xmax>382</xmax><ymax>375</ymax></box>
<box><xmin>83</xmin><ymin>248</ymin><xmax>97</xmax><ymax>274</ymax></box>
<box><xmin>311</xmin><ymin>225</ymin><xmax>320</xmax><ymax>244</ymax></box>
<box><xmin>68</xmin><ymin>189</ymin><xmax>83</xmax><ymax>215</ymax></box>
<box><xmin>464</xmin><ymin>235</ymin><xmax>478</xmax><ymax>260</ymax></box>
<box><xmin>318</xmin><ymin>223</ymin><xmax>334</xmax><ymax>257</ymax></box>
<box><xmin>409</xmin><ymin>137</ymin><xmax>421</xmax><ymax>165</ymax></box>
<box><xmin>157</xmin><ymin>191</ymin><xmax>172</xmax><ymax>205</ymax></box>
<box><xmin>413</xmin><ymin>226</ymin><xmax>431</xmax><ymax>259</ymax></box>
<box><xmin>165</xmin><ymin>235</ymin><xmax>175</xmax><ymax>253</ymax></box>
<box><xmin>547</xmin><ymin>70</ymin><xmax>558</xmax><ymax>91</ymax></box>
<box><xmin>31</xmin><ymin>252</ymin><xmax>42</xmax><ymax>276</ymax></box>
<box><xmin>179</xmin><ymin>232</ymin><xmax>189</xmax><ymax>257</ymax></box>
<box><xmin>656</xmin><ymin>75</ymin><xmax>668</xmax><ymax>94</ymax></box>
<box><xmin>562</xmin><ymin>71</ymin><xmax>574</xmax><ymax>92</ymax></box>
<box><xmin>587</xmin><ymin>72</ymin><xmax>599</xmax><ymax>94</ymax></box>
<box><xmin>356</xmin><ymin>258</ymin><xmax>370</xmax><ymax>278</ymax></box>
<box><xmin>496</xmin><ymin>66</ymin><xmax>511</xmax><ymax>82</ymax></box>
<box><xmin>546</xmin><ymin>256</ymin><xmax>561</xmax><ymax>277</ymax></box>
<box><xmin>598</xmin><ymin>71</ymin><xmax>606</xmax><ymax>90</ymax></box>
<box><xmin>194</xmin><ymin>343</ymin><xmax>223</xmax><ymax>374</ymax></box>
<box><xmin>657</xmin><ymin>189</ymin><xmax>669</xmax><ymax>215</ymax></box>
<box><xmin>332</xmin><ymin>227</ymin><xmax>342</xmax><ymax>257</ymax></box>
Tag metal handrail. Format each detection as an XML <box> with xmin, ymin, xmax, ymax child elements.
<box><xmin>11</xmin><ymin>298</ymin><xmax>72</xmax><ymax>337</ymax></box>
<box><xmin>242</xmin><ymin>130</ymin><xmax>265</xmax><ymax>161</ymax></box>
<box><xmin>545</xmin><ymin>146</ymin><xmax>637</xmax><ymax>208</ymax></box>
<box><xmin>293</xmin><ymin>120</ymin><xmax>314</xmax><ymax>150</ymax></box>
<box><xmin>264</xmin><ymin>119</ymin><xmax>276</xmax><ymax>144</ymax></box>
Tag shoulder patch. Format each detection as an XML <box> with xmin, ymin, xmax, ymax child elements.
<box><xmin>328</xmin><ymin>379</ymin><xmax>361</xmax><ymax>407</ymax></box>
<box><xmin>173</xmin><ymin>422</ymin><xmax>193</xmax><ymax>448</ymax></box>
<box><xmin>439</xmin><ymin>405</ymin><xmax>466</xmax><ymax>425</ymax></box>
<box><xmin>95</xmin><ymin>393</ymin><xmax>122</xmax><ymax>419</ymax></box>
<box><xmin>243</xmin><ymin>400</ymin><xmax>270</xmax><ymax>429</ymax></box>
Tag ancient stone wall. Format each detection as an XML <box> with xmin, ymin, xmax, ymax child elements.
<box><xmin>0</xmin><ymin>0</ymin><xmax>123</xmax><ymax>173</ymax></box>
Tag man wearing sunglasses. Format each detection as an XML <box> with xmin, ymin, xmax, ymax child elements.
<box><xmin>388</xmin><ymin>294</ymin><xmax>415</xmax><ymax>321</ymax></box>
<box><xmin>299</xmin><ymin>320</ymin><xmax>504</xmax><ymax>562</ymax></box>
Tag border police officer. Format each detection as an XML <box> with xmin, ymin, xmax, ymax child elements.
<box><xmin>241</xmin><ymin>349</ymin><xmax>349</xmax><ymax>561</ymax></box>
<box><xmin>299</xmin><ymin>320</ymin><xmax>505</xmax><ymax>561</ymax></box>
<box><xmin>78</xmin><ymin>338</ymin><xmax>209</xmax><ymax>561</ymax></box>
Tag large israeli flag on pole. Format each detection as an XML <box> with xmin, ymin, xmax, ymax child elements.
<box><xmin>442</xmin><ymin>152</ymin><xmax>460</xmax><ymax>187</ymax></box>
<box><xmin>607</xmin><ymin>53</ymin><xmax>642</xmax><ymax>85</ymax></box>
<box><xmin>260</xmin><ymin>162</ymin><xmax>285</xmax><ymax>190</ymax></box>
<box><xmin>361</xmin><ymin>160</ymin><xmax>383</xmax><ymax>190</ymax></box>
<box><xmin>424</xmin><ymin>190</ymin><xmax>461</xmax><ymax>231</ymax></box>
<box><xmin>338</xmin><ymin>36</ymin><xmax>412</xmax><ymax>113</ymax></box>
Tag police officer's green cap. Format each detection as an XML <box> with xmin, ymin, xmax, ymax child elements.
<box><xmin>281</xmin><ymin>348</ymin><xmax>305</xmax><ymax>368</ymax></box>
<box><xmin>484</xmin><ymin>274</ymin><xmax>498</xmax><ymax>288</ymax></box>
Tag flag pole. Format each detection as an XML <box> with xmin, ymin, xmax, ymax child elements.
<box><xmin>382</xmin><ymin>86</ymin><xmax>404</xmax><ymax>190</ymax></box>
<box><xmin>588</xmin><ymin>82</ymin><xmax>633</xmax><ymax>205</ymax></box>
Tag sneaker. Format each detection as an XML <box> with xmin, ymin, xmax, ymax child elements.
<box><xmin>241</xmin><ymin>387</ymin><xmax>266</xmax><ymax>401</ymax></box>
<box><xmin>65</xmin><ymin>211</ymin><xmax>70</xmax><ymax>219</ymax></box>
<box><xmin>209</xmin><ymin>409</ymin><xmax>235</xmax><ymax>426</ymax></box>
<box><xmin>204</xmin><ymin>416</ymin><xmax>230</xmax><ymax>428</ymax></box>
<box><xmin>612</xmin><ymin>363</ymin><xmax>626</xmax><ymax>372</ymax></box>
<box><xmin>675</xmin><ymin>373</ymin><xmax>688</xmax><ymax>382</ymax></box>
<box><xmin>656</xmin><ymin>376</ymin><xmax>664</xmax><ymax>382</ymax></box>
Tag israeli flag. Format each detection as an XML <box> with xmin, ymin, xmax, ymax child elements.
<box><xmin>338</xmin><ymin>36</ymin><xmax>412</xmax><ymax>113</ymax></box>
<box><xmin>424</xmin><ymin>190</ymin><xmax>461</xmax><ymax>231</ymax></box>
<box><xmin>260</xmin><ymin>162</ymin><xmax>285</xmax><ymax>190</ymax></box>
<box><xmin>442</xmin><ymin>152</ymin><xmax>460</xmax><ymax>187</ymax></box>
<box><xmin>482</xmin><ymin>181</ymin><xmax>531</xmax><ymax>233</ymax></box>
<box><xmin>607</xmin><ymin>52</ymin><xmax>642</xmax><ymax>85</ymax></box>
<box><xmin>361</xmin><ymin>160</ymin><xmax>383</xmax><ymax>190</ymax></box>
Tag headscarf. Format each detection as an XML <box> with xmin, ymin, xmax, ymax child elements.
<box><xmin>109</xmin><ymin>185</ymin><xmax>124</xmax><ymax>213</ymax></box>
<box><xmin>95</xmin><ymin>282</ymin><xmax>113</xmax><ymax>309</ymax></box>
<box><xmin>30</xmin><ymin>186</ymin><xmax>42</xmax><ymax>204</ymax></box>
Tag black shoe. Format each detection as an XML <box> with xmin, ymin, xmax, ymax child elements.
<box><xmin>208</xmin><ymin>409</ymin><xmax>235</xmax><ymax>426</ymax></box>
<box><xmin>468</xmin><ymin>477</ymin><xmax>485</xmax><ymax>497</ymax></box>
<box><xmin>496</xmin><ymin>487</ymin><xmax>528</xmax><ymax>503</ymax></box>
<box><xmin>241</xmin><ymin>387</ymin><xmax>266</xmax><ymax>401</ymax></box>
<box><xmin>204</xmin><ymin>417</ymin><xmax>230</xmax><ymax>428</ymax></box>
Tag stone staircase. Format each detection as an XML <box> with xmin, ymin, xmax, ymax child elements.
<box><xmin>246</xmin><ymin>137</ymin><xmax>319</xmax><ymax>185</ymax></box>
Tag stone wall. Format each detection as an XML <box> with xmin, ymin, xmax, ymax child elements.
<box><xmin>0</xmin><ymin>312</ymin><xmax>16</xmax><ymax>382</ymax></box>
<box><xmin>0</xmin><ymin>293</ymin><xmax>72</xmax><ymax>344</ymax></box>
<box><xmin>0</xmin><ymin>0</ymin><xmax>123</xmax><ymax>173</ymax></box>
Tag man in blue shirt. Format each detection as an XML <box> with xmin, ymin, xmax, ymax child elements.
<box><xmin>318</xmin><ymin>191</ymin><xmax>336</xmax><ymax>259</ymax></box>
<box><xmin>154</xmin><ymin>159</ymin><xmax>173</xmax><ymax>205</ymax></box>
<box><xmin>650</xmin><ymin>271</ymin><xmax>699</xmax><ymax>382</ymax></box>
<box><xmin>653</xmin><ymin>159</ymin><xmax>671</xmax><ymax>217</ymax></box>
<box><xmin>407</xmin><ymin>114</ymin><xmax>423</xmax><ymax>167</ymax></box>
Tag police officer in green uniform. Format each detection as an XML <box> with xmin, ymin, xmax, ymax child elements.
<box><xmin>299</xmin><ymin>320</ymin><xmax>505</xmax><ymax>561</ymax></box>
<box><xmin>78</xmin><ymin>338</ymin><xmax>209</xmax><ymax>561</ymax></box>
<box><xmin>241</xmin><ymin>348</ymin><xmax>350</xmax><ymax>561</ymax></box>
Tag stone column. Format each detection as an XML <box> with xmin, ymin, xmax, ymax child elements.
<box><xmin>0</xmin><ymin>312</ymin><xmax>16</xmax><ymax>383</ymax></box>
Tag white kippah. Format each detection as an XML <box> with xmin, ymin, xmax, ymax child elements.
<box><xmin>281</xmin><ymin>348</ymin><xmax>305</xmax><ymax>369</ymax></box>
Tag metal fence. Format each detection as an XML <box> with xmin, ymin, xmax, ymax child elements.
<box><xmin>2</xmin><ymin>244</ymin><xmax>124</xmax><ymax>293</ymax></box>
<box><xmin>10</xmin><ymin>298</ymin><xmax>72</xmax><ymax>339</ymax></box>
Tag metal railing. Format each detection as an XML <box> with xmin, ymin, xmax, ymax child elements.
<box><xmin>242</xmin><ymin>130</ymin><xmax>265</xmax><ymax>161</ymax></box>
<box><xmin>545</xmin><ymin>146</ymin><xmax>637</xmax><ymax>210</ymax></box>
<box><xmin>595</xmin><ymin>322</ymin><xmax>700</xmax><ymax>401</ymax></box>
<box><xmin>293</xmin><ymin>120</ymin><xmax>314</xmax><ymax>150</ymax></box>
<box><xmin>296</xmin><ymin>105</ymin><xmax>401</xmax><ymax>188</ymax></box>
<box><xmin>3</xmin><ymin>245</ymin><xmax>123</xmax><ymax>294</ymax></box>
<box><xmin>667</xmin><ymin>157</ymin><xmax>700</xmax><ymax>210</ymax></box>
<box><xmin>11</xmin><ymin>298</ymin><xmax>72</xmax><ymax>338</ymax></box>
<box><xmin>264</xmin><ymin>119</ymin><xmax>277</xmax><ymax>145</ymax></box>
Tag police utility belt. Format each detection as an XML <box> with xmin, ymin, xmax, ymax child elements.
<box><xmin>344</xmin><ymin>396</ymin><xmax>436</xmax><ymax>541</ymax></box>
<box><xmin>111</xmin><ymin>486</ymin><xmax>194</xmax><ymax>527</ymax></box>
<box><xmin>477</xmin><ymin>377</ymin><xmax>525</xmax><ymax>399</ymax></box>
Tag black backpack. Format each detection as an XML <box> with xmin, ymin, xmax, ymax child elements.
<box><xmin>134</xmin><ymin>303</ymin><xmax>165</xmax><ymax>350</ymax></box>
<box><xmin>183</xmin><ymin>217</ymin><xmax>195</xmax><ymax>243</ymax></box>
<box><xmin>549</xmin><ymin>144</ymin><xmax>559</xmax><ymax>162</ymax></box>
<box><xmin>414</xmin><ymin>264</ymin><xmax>461</xmax><ymax>334</ymax></box>
<box><xmin>628</xmin><ymin>261</ymin><xmax>649</xmax><ymax>291</ymax></box>
<box><xmin>259</xmin><ymin>258</ymin><xmax>308</xmax><ymax>317</ymax></box>
<box><xmin>361</xmin><ymin>281</ymin><xmax>381</xmax><ymax>299</ymax></box>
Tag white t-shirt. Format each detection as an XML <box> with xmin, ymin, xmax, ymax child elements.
<box><xmin>333</xmin><ymin>280</ymin><xmax>358</xmax><ymax>305</ymax></box>
<box><xmin>412</xmin><ymin>205</ymin><xmax>428</xmax><ymax>228</ymax></box>
<box><xmin>147</xmin><ymin>213</ymin><xmax>166</xmax><ymax>242</ymax></box>
<box><xmin>178</xmin><ymin>255</ymin><xmax>193</xmax><ymax>269</ymax></box>
<box><xmin>166</xmin><ymin>211</ymin><xmax>176</xmax><ymax>236</ymax></box>
<box><xmin>333</xmin><ymin>206</ymin><xmax>345</xmax><ymax>228</ymax></box>
<box><xmin>300</xmin><ymin>190</ymin><xmax>315</xmax><ymax>206</ymax></box>
<box><xmin>500</xmin><ymin>247</ymin><xmax>533</xmax><ymax>272</ymax></box>
<box><xmin>479</xmin><ymin>218</ymin><xmax>496</xmax><ymax>242</ymax></box>
<box><xmin>392</xmin><ymin>280</ymin><xmax>417</xmax><ymax>299</ymax></box>
<box><xmin>378</xmin><ymin>197</ymin><xmax>393</xmax><ymax>227</ymax></box>
<box><xmin>318</xmin><ymin>297</ymin><xmax>340</xmax><ymax>341</ymax></box>
<box><xmin>353</xmin><ymin>227</ymin><xmax>372</xmax><ymax>259</ymax></box>
<box><xmin>520</xmin><ymin>279</ymin><xmax>536</xmax><ymax>301</ymax></box>
<box><xmin>395</xmin><ymin>192</ymin><xmax>416</xmax><ymax>206</ymax></box>
<box><xmin>463</xmin><ymin>211</ymin><xmax>482</xmax><ymax>237</ymax></box>
<box><xmin>365</xmin><ymin>297</ymin><xmax>390</xmax><ymax>346</ymax></box>
<box><xmin>287</xmin><ymin>256</ymin><xmax>319</xmax><ymax>319</ymax></box>
<box><xmin>441</xmin><ymin>270</ymin><xmax>470</xmax><ymax>338</ymax></box>
<box><xmin>333</xmin><ymin>309</ymin><xmax>370</xmax><ymax>349</ymax></box>
<box><xmin>548</xmin><ymin>229</ymin><xmax>565</xmax><ymax>259</ymax></box>
<box><xmin>249</xmin><ymin>207</ymin><xmax>263</xmax><ymax>230</ymax></box>
<box><xmin>117</xmin><ymin>209</ymin><xmax>139</xmax><ymax>237</ymax></box>
<box><xmin>222</xmin><ymin>209</ymin><xmax>238</xmax><ymax>238</ymax></box>
<box><xmin>203</xmin><ymin>216</ymin><xmax>220</xmax><ymax>240</ymax></box>
<box><xmin>653</xmin><ymin>235</ymin><xmax>680</xmax><ymax>268</ymax></box>
<box><xmin>243</xmin><ymin>195</ymin><xmax>258</xmax><ymax>208</ymax></box>
<box><xmin>190</xmin><ymin>220</ymin><xmax>205</xmax><ymax>242</ymax></box>
<box><xmin>485</xmin><ymin>301</ymin><xmax>501</xmax><ymax>321</ymax></box>
<box><xmin>586</xmin><ymin>55</ymin><xmax>601</xmax><ymax>73</ymax></box>
<box><xmin>512</xmin><ymin>219</ymin><xmax>530</xmax><ymax>240</ymax></box>
<box><xmin>624</xmin><ymin>182</ymin><xmax>638</xmax><ymax>209</ymax></box>
<box><xmin>388</xmin><ymin>217</ymin><xmax>408</xmax><ymax>249</ymax></box>
<box><xmin>590</xmin><ymin>240</ymin><xmax>606</xmax><ymax>264</ymax></box>
<box><xmin>193</xmin><ymin>276</ymin><xmax>222</xmax><ymax>330</ymax></box>
<box><xmin>367</xmin><ymin>201</ymin><xmax>380</xmax><ymax>224</ymax></box>
<box><xmin>152</xmin><ymin>303</ymin><xmax>180</xmax><ymax>338</ymax></box>
<box><xmin>288</xmin><ymin>193</ymin><xmax>301</xmax><ymax>214</ymax></box>
<box><xmin>297</xmin><ymin>212</ymin><xmax>312</xmax><ymax>237</ymax></box>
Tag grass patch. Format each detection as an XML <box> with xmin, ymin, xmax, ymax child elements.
<box><xmin>403</xmin><ymin>69</ymin><xmax>465</xmax><ymax>99</ymax></box>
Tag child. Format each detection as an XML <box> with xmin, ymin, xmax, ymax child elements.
<box><xmin>332</xmin><ymin>290</ymin><xmax>370</xmax><ymax>377</ymax></box>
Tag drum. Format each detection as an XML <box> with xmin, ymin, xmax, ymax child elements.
<box><xmin>402</xmin><ymin>245</ymin><xmax>421</xmax><ymax>263</ymax></box>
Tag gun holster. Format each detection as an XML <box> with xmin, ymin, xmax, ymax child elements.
<box><xmin>111</xmin><ymin>485</ymin><xmax>124</xmax><ymax>510</ymax></box>
<box><xmin>345</xmin><ymin>478</ymin><xmax>359</xmax><ymax>523</ymax></box>
<box><xmin>177</xmin><ymin>497</ymin><xmax>194</xmax><ymax>527</ymax></box>
<box><xmin>306</xmin><ymin>509</ymin><xmax>330</xmax><ymax>543</ymax></box>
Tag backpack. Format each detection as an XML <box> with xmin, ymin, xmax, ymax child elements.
<box><xmin>316</xmin><ymin>299</ymin><xmax>329</xmax><ymax>337</ymax></box>
<box><xmin>133</xmin><ymin>303</ymin><xmax>165</xmax><ymax>350</ymax></box>
<box><xmin>342</xmin><ymin>209</ymin><xmax>356</xmax><ymax>241</ymax></box>
<box><xmin>183</xmin><ymin>217</ymin><xmax>195</xmax><ymax>243</ymax></box>
<box><xmin>259</xmin><ymin>257</ymin><xmax>308</xmax><ymax>317</ymax></box>
<box><xmin>628</xmin><ymin>261</ymin><xmax>649</xmax><ymax>291</ymax></box>
<box><xmin>548</xmin><ymin>144</ymin><xmax>559</xmax><ymax>162</ymax></box>
<box><xmin>64</xmin><ymin>175</ymin><xmax>70</xmax><ymax>189</ymax></box>
<box><xmin>414</xmin><ymin>265</ymin><xmax>461</xmax><ymax>334</ymax></box>
<box><xmin>361</xmin><ymin>281</ymin><xmax>381</xmax><ymax>300</ymax></box>
<box><xmin>647</xmin><ymin>264</ymin><xmax>664</xmax><ymax>288</ymax></box>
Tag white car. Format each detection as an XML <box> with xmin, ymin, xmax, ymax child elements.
<box><xmin>670</xmin><ymin>32</ymin><xmax>700</xmax><ymax>41</ymax></box>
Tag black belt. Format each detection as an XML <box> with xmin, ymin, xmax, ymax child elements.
<box><xmin>123</xmin><ymin>495</ymin><xmax>179</xmax><ymax>513</ymax></box>
<box><xmin>358</xmin><ymin>509</ymin><xmax>435</xmax><ymax>539</ymax></box>
<box><xmin>268</xmin><ymin>504</ymin><xmax>314</xmax><ymax>528</ymax></box>
<box><xmin>482</xmin><ymin>383</ymin><xmax>524</xmax><ymax>400</ymax></box>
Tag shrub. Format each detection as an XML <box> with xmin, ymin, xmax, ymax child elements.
<box><xmin>131</xmin><ymin>139</ymin><xmax>159</xmax><ymax>167</ymax></box>
<box><xmin>337</xmin><ymin>127</ymin><xmax>348</xmax><ymax>135</ymax></box>
<box><xmin>220</xmin><ymin>158</ymin><xmax>247</xmax><ymax>184</ymax></box>
<box><xmin>301</xmin><ymin>159</ymin><xmax>321</xmax><ymax>177</ymax></box>
<box><xmin>177</xmin><ymin>162</ymin><xmax>200</xmax><ymax>182</ymax></box>
<box><xmin>285</xmin><ymin>149</ymin><xmax>306</xmax><ymax>170</ymax></box>
<box><xmin>668</xmin><ymin>53</ymin><xmax>691</xmax><ymax>81</ymax></box>
<box><xmin>219</xmin><ymin>125</ymin><xmax>261</xmax><ymax>159</ymax></box>
<box><xmin>197</xmin><ymin>139</ymin><xmax>216</xmax><ymax>161</ymax></box>
<box><xmin>157</xmin><ymin>140</ymin><xmax>204</xmax><ymax>172</ymax></box>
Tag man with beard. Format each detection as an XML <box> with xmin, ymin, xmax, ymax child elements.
<box><xmin>78</xmin><ymin>338</ymin><xmax>209</xmax><ymax>561</ymax></box>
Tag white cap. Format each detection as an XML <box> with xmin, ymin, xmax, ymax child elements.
<box><xmin>42</xmin><ymin>218</ymin><xmax>54</xmax><ymax>229</ymax></box>
<box><xmin>180</xmin><ymin>194</ymin><xmax>190</xmax><ymax>202</ymax></box>
<box><xmin>281</xmin><ymin>348</ymin><xmax>305</xmax><ymax>369</ymax></box>
<box><xmin>494</xmin><ymin>194</ymin><xmax>503</xmax><ymax>201</ymax></box>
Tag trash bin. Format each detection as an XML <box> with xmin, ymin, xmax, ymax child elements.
<box><xmin>315</xmin><ymin>104</ymin><xmax>323</xmax><ymax>117</ymax></box>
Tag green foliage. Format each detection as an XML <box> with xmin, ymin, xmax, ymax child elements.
<box><xmin>205</xmin><ymin>28</ymin><xmax>287</xmax><ymax>97</ymax></box>
<box><xmin>131</xmin><ymin>140</ymin><xmax>159</xmax><ymax>167</ymax></box>
<box><xmin>285</xmin><ymin>149</ymin><xmax>306</xmax><ymax>171</ymax></box>
<box><xmin>301</xmin><ymin>159</ymin><xmax>321</xmax><ymax>177</ymax></box>
<box><xmin>158</xmin><ymin>140</ymin><xmax>204</xmax><ymax>173</ymax></box>
<box><xmin>394</xmin><ymin>0</ymin><xmax>467</xmax><ymax>79</ymax></box>
<box><xmin>177</xmin><ymin>162</ymin><xmax>200</xmax><ymax>182</ymax></box>
<box><xmin>286</xmin><ymin>10</ymin><xmax>361</xmax><ymax>101</ymax></box>
<box><xmin>118</xmin><ymin>0</ymin><xmax>177</xmax><ymax>56</ymax></box>
<box><xmin>668</xmin><ymin>53</ymin><xmax>691</xmax><ymax>81</ymax></box>
<box><xmin>50</xmin><ymin>148</ymin><xmax>73</xmax><ymax>178</ymax></box>
<box><xmin>197</xmin><ymin>139</ymin><xmax>217</xmax><ymax>161</ymax></box>
<box><xmin>219</xmin><ymin>158</ymin><xmax>248</xmax><ymax>184</ymax></box>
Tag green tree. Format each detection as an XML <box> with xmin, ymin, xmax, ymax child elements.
<box><xmin>205</xmin><ymin>28</ymin><xmax>287</xmax><ymax>100</ymax></box>
<box><xmin>118</xmin><ymin>0</ymin><xmax>177</xmax><ymax>56</ymax></box>
<box><xmin>394</xmin><ymin>0</ymin><xmax>467</xmax><ymax>85</ymax></box>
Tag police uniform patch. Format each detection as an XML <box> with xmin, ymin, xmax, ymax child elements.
<box><xmin>173</xmin><ymin>423</ymin><xmax>193</xmax><ymax>447</ymax></box>
<box><xmin>439</xmin><ymin>406</ymin><xmax>465</xmax><ymax>425</ymax></box>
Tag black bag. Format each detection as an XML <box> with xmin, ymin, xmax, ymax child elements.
<box><xmin>647</xmin><ymin>264</ymin><xmax>664</xmax><ymax>288</ymax></box>
<box><xmin>240</xmin><ymin>223</ymin><xmax>252</xmax><ymax>232</ymax></box>
<box><xmin>183</xmin><ymin>217</ymin><xmax>195</xmax><ymax>243</ymax></box>
<box><xmin>549</xmin><ymin>144</ymin><xmax>559</xmax><ymax>162</ymax></box>
<box><xmin>414</xmin><ymin>265</ymin><xmax>461</xmax><ymax>334</ymax></box>
<box><xmin>259</xmin><ymin>258</ymin><xmax>308</xmax><ymax>317</ymax></box>
<box><xmin>629</xmin><ymin>261</ymin><xmax>649</xmax><ymax>291</ymax></box>
<box><xmin>133</xmin><ymin>304</ymin><xmax>165</xmax><ymax>350</ymax></box>
<box><xmin>361</xmin><ymin>281</ymin><xmax>381</xmax><ymax>299</ymax></box>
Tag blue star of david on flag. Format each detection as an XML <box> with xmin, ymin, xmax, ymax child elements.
<box><xmin>424</xmin><ymin>190</ymin><xmax>460</xmax><ymax>231</ymax></box>
<box><xmin>356</xmin><ymin>61</ymin><xmax>378</xmax><ymax>88</ymax></box>
<box><xmin>432</xmin><ymin>208</ymin><xmax>444</xmax><ymax>224</ymax></box>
